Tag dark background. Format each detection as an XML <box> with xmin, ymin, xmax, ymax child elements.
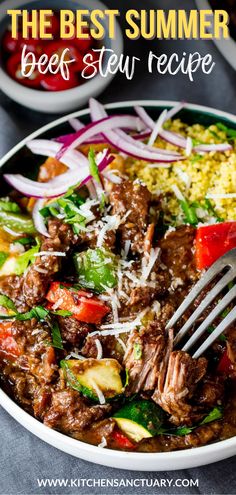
<box><xmin>0</xmin><ymin>0</ymin><xmax>236</xmax><ymax>494</ymax></box>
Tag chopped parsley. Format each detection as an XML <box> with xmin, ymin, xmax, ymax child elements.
<box><xmin>0</xmin><ymin>252</ymin><xmax>8</xmax><ymax>269</ymax></box>
<box><xmin>133</xmin><ymin>342</ymin><xmax>142</xmax><ymax>360</ymax></box>
<box><xmin>216</xmin><ymin>122</ymin><xmax>236</xmax><ymax>139</ymax></box>
<box><xmin>162</xmin><ymin>407</ymin><xmax>223</xmax><ymax>436</ymax></box>
<box><xmin>40</xmin><ymin>187</ymin><xmax>87</xmax><ymax>235</ymax></box>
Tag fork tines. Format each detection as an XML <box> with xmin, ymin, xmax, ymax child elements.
<box><xmin>166</xmin><ymin>247</ymin><xmax>236</xmax><ymax>358</ymax></box>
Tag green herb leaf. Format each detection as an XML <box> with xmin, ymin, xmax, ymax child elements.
<box><xmin>179</xmin><ymin>200</ymin><xmax>198</xmax><ymax>225</ymax></box>
<box><xmin>13</xmin><ymin>237</ymin><xmax>35</xmax><ymax>246</ymax></box>
<box><xmin>51</xmin><ymin>310</ymin><xmax>73</xmax><ymax>317</ymax></box>
<box><xmin>88</xmin><ymin>147</ymin><xmax>101</xmax><ymax>185</ymax></box>
<box><xmin>169</xmin><ymin>426</ymin><xmax>193</xmax><ymax>436</ymax></box>
<box><xmin>216</xmin><ymin>122</ymin><xmax>236</xmax><ymax>139</ymax></box>
<box><xmin>200</xmin><ymin>407</ymin><xmax>223</xmax><ymax>425</ymax></box>
<box><xmin>0</xmin><ymin>198</ymin><xmax>21</xmax><ymax>213</ymax></box>
<box><xmin>50</xmin><ymin>318</ymin><xmax>64</xmax><ymax>350</ymax></box>
<box><xmin>133</xmin><ymin>342</ymin><xmax>142</xmax><ymax>360</ymax></box>
<box><xmin>204</xmin><ymin>198</ymin><xmax>223</xmax><ymax>223</ymax></box>
<box><xmin>39</xmin><ymin>207</ymin><xmax>51</xmax><ymax>218</ymax></box>
<box><xmin>162</xmin><ymin>407</ymin><xmax>223</xmax><ymax>436</ymax></box>
<box><xmin>0</xmin><ymin>294</ymin><xmax>17</xmax><ymax>313</ymax></box>
<box><xmin>0</xmin><ymin>252</ymin><xmax>8</xmax><ymax>269</ymax></box>
<box><xmin>190</xmin><ymin>154</ymin><xmax>203</xmax><ymax>163</ymax></box>
<box><xmin>14</xmin><ymin>238</ymin><xmax>41</xmax><ymax>275</ymax></box>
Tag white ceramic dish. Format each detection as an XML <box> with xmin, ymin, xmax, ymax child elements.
<box><xmin>0</xmin><ymin>100</ymin><xmax>236</xmax><ymax>470</ymax></box>
<box><xmin>0</xmin><ymin>0</ymin><xmax>123</xmax><ymax>113</ymax></box>
<box><xmin>195</xmin><ymin>0</ymin><xmax>236</xmax><ymax>70</ymax></box>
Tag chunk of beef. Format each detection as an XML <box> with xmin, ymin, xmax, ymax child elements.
<box><xmin>57</xmin><ymin>316</ymin><xmax>91</xmax><ymax>347</ymax></box>
<box><xmin>220</xmin><ymin>386</ymin><xmax>236</xmax><ymax>440</ymax></box>
<box><xmin>137</xmin><ymin>422</ymin><xmax>222</xmax><ymax>452</ymax></box>
<box><xmin>109</xmin><ymin>180</ymin><xmax>151</xmax><ymax>254</ymax></box>
<box><xmin>81</xmin><ymin>334</ymin><xmax>124</xmax><ymax>363</ymax></box>
<box><xmin>0</xmin><ymin>318</ymin><xmax>58</xmax><ymax>412</ymax></box>
<box><xmin>0</xmin><ymin>369</ymin><xmax>38</xmax><ymax>412</ymax></box>
<box><xmin>43</xmin><ymin>388</ymin><xmax>111</xmax><ymax>434</ymax></box>
<box><xmin>73</xmin><ymin>418</ymin><xmax>115</xmax><ymax>445</ymax></box>
<box><xmin>33</xmin><ymin>385</ymin><xmax>53</xmax><ymax>418</ymax></box>
<box><xmin>196</xmin><ymin>375</ymin><xmax>224</xmax><ymax>408</ymax></box>
<box><xmin>124</xmin><ymin>322</ymin><xmax>171</xmax><ymax>394</ymax></box>
<box><xmin>11</xmin><ymin>319</ymin><xmax>57</xmax><ymax>385</ymax></box>
<box><xmin>23</xmin><ymin>219</ymin><xmax>77</xmax><ymax>306</ymax></box>
<box><xmin>0</xmin><ymin>275</ymin><xmax>28</xmax><ymax>312</ymax></box>
<box><xmin>159</xmin><ymin>226</ymin><xmax>198</xmax><ymax>285</ymax></box>
<box><xmin>129</xmin><ymin>271</ymin><xmax>171</xmax><ymax>309</ymax></box>
<box><xmin>153</xmin><ymin>351</ymin><xmax>207</xmax><ymax>425</ymax></box>
<box><xmin>227</xmin><ymin>327</ymin><xmax>236</xmax><ymax>372</ymax></box>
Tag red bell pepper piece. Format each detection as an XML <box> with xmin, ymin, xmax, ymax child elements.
<box><xmin>111</xmin><ymin>430</ymin><xmax>135</xmax><ymax>449</ymax></box>
<box><xmin>195</xmin><ymin>222</ymin><xmax>236</xmax><ymax>270</ymax></box>
<box><xmin>217</xmin><ymin>350</ymin><xmax>234</xmax><ymax>373</ymax></box>
<box><xmin>46</xmin><ymin>282</ymin><xmax>110</xmax><ymax>324</ymax></box>
<box><xmin>0</xmin><ymin>322</ymin><xmax>20</xmax><ymax>359</ymax></box>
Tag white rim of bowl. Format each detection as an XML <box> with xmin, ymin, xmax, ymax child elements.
<box><xmin>0</xmin><ymin>99</ymin><xmax>236</xmax><ymax>469</ymax></box>
<box><xmin>0</xmin><ymin>0</ymin><xmax>124</xmax><ymax>100</ymax></box>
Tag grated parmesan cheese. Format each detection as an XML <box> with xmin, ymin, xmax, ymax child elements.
<box><xmin>185</xmin><ymin>136</ymin><xmax>193</xmax><ymax>157</ymax></box>
<box><xmin>98</xmin><ymin>436</ymin><xmax>107</xmax><ymax>448</ymax></box>
<box><xmin>148</xmin><ymin>109</ymin><xmax>167</xmax><ymax>146</ymax></box>
<box><xmin>95</xmin><ymin>339</ymin><xmax>103</xmax><ymax>360</ymax></box>
<box><xmin>91</xmin><ymin>380</ymin><xmax>106</xmax><ymax>404</ymax></box>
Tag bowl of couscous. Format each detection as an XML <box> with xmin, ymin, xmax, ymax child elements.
<box><xmin>0</xmin><ymin>99</ymin><xmax>236</xmax><ymax>471</ymax></box>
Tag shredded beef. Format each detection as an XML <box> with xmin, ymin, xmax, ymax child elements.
<box><xmin>153</xmin><ymin>351</ymin><xmax>207</xmax><ymax>425</ymax></box>
<box><xmin>124</xmin><ymin>322</ymin><xmax>171</xmax><ymax>394</ymax></box>
<box><xmin>109</xmin><ymin>180</ymin><xmax>151</xmax><ymax>254</ymax></box>
<box><xmin>43</xmin><ymin>388</ymin><xmax>111</xmax><ymax>434</ymax></box>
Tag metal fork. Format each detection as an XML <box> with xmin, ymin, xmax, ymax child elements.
<box><xmin>166</xmin><ymin>248</ymin><xmax>236</xmax><ymax>358</ymax></box>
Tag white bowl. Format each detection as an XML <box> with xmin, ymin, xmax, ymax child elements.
<box><xmin>195</xmin><ymin>0</ymin><xmax>236</xmax><ymax>70</ymax></box>
<box><xmin>0</xmin><ymin>100</ymin><xmax>236</xmax><ymax>470</ymax></box>
<box><xmin>0</xmin><ymin>0</ymin><xmax>123</xmax><ymax>113</ymax></box>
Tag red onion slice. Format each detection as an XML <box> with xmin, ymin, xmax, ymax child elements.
<box><xmin>135</xmin><ymin>105</ymin><xmax>232</xmax><ymax>153</ymax></box>
<box><xmin>27</xmin><ymin>139</ymin><xmax>89</xmax><ymax>169</ymax></box>
<box><xmin>69</xmin><ymin>118</ymin><xmax>85</xmax><ymax>131</ymax></box>
<box><xmin>89</xmin><ymin>99</ymin><xmax>182</xmax><ymax>162</ymax></box>
<box><xmin>33</xmin><ymin>198</ymin><xmax>50</xmax><ymax>237</ymax></box>
<box><xmin>4</xmin><ymin>171</ymin><xmax>85</xmax><ymax>198</ymax></box>
<box><xmin>4</xmin><ymin>149</ymin><xmax>114</xmax><ymax>200</ymax></box>
<box><xmin>194</xmin><ymin>143</ymin><xmax>232</xmax><ymax>152</ymax></box>
<box><xmin>57</xmin><ymin>115</ymin><xmax>146</xmax><ymax>159</ymax></box>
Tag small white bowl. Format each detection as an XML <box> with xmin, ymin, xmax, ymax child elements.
<box><xmin>195</xmin><ymin>0</ymin><xmax>236</xmax><ymax>70</ymax></box>
<box><xmin>0</xmin><ymin>0</ymin><xmax>123</xmax><ymax>113</ymax></box>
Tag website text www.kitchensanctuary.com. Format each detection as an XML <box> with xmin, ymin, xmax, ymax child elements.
<box><xmin>36</xmin><ymin>477</ymin><xmax>199</xmax><ymax>489</ymax></box>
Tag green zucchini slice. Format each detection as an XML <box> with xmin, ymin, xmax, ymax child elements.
<box><xmin>61</xmin><ymin>358</ymin><xmax>123</xmax><ymax>402</ymax></box>
<box><xmin>113</xmin><ymin>400</ymin><xmax>165</xmax><ymax>442</ymax></box>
